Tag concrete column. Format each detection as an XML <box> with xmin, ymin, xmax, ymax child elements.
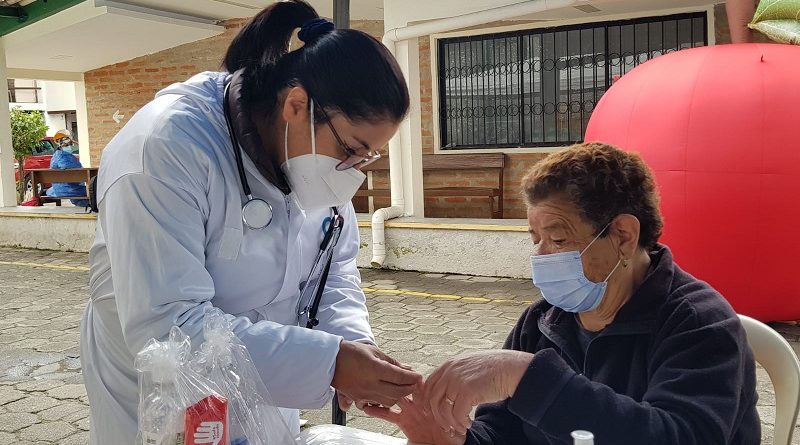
<box><xmin>74</xmin><ymin>78</ymin><xmax>91</xmax><ymax>167</ymax></box>
<box><xmin>0</xmin><ymin>39</ymin><xmax>16</xmax><ymax>207</ymax></box>
<box><xmin>333</xmin><ymin>0</ymin><xmax>350</xmax><ymax>28</ymax></box>
<box><xmin>394</xmin><ymin>39</ymin><xmax>425</xmax><ymax>217</ymax></box>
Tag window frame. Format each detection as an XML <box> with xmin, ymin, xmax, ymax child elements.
<box><xmin>430</xmin><ymin>6</ymin><xmax>715</xmax><ymax>155</ymax></box>
<box><xmin>8</xmin><ymin>79</ymin><xmax>43</xmax><ymax>105</ymax></box>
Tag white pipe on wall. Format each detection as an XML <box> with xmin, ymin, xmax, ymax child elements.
<box><xmin>370</xmin><ymin>0</ymin><xmax>576</xmax><ymax>267</ymax></box>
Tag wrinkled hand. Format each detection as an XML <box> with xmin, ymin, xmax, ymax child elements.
<box><xmin>364</xmin><ymin>396</ymin><xmax>465</xmax><ymax>445</ymax></box>
<box><xmin>423</xmin><ymin>350</ymin><xmax>533</xmax><ymax>435</ymax></box>
<box><xmin>332</xmin><ymin>340</ymin><xmax>422</xmax><ymax>408</ymax></box>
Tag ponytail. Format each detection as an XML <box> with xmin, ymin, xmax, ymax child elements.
<box><xmin>223</xmin><ymin>0</ymin><xmax>317</xmax><ymax>72</ymax></box>
<box><xmin>224</xmin><ymin>0</ymin><xmax>409</xmax><ymax>125</ymax></box>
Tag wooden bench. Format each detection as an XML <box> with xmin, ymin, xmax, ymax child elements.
<box><xmin>28</xmin><ymin>168</ymin><xmax>98</xmax><ymax>206</ymax></box>
<box><xmin>355</xmin><ymin>154</ymin><xmax>505</xmax><ymax>218</ymax></box>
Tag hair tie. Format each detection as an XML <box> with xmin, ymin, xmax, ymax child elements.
<box><xmin>298</xmin><ymin>17</ymin><xmax>335</xmax><ymax>44</ymax></box>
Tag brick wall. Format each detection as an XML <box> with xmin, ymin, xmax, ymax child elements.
<box><xmin>85</xmin><ymin>19</ymin><xmax>384</xmax><ymax>165</ymax></box>
<box><xmin>713</xmin><ymin>3</ymin><xmax>771</xmax><ymax>44</ymax></box>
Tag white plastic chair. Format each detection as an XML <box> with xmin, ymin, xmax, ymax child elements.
<box><xmin>738</xmin><ymin>314</ymin><xmax>800</xmax><ymax>445</ymax></box>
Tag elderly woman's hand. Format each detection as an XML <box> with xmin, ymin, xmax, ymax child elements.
<box><xmin>363</xmin><ymin>396</ymin><xmax>466</xmax><ymax>445</ymax></box>
<box><xmin>423</xmin><ymin>350</ymin><xmax>534</xmax><ymax>435</ymax></box>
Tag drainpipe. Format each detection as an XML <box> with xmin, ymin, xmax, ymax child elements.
<box><xmin>371</xmin><ymin>0</ymin><xmax>577</xmax><ymax>267</ymax></box>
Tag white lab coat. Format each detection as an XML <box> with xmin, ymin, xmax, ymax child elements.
<box><xmin>80</xmin><ymin>72</ymin><xmax>374</xmax><ymax>444</ymax></box>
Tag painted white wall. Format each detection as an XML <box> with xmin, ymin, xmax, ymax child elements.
<box><xmin>74</xmin><ymin>80</ymin><xmax>91</xmax><ymax>167</ymax></box>
<box><xmin>384</xmin><ymin>0</ymin><xmax>720</xmax><ymax>30</ymax></box>
<box><xmin>0</xmin><ymin>40</ymin><xmax>15</xmax><ymax>207</ymax></box>
<box><xmin>0</xmin><ymin>214</ymin><xmax>96</xmax><ymax>251</ymax></box>
<box><xmin>45</xmin><ymin>112</ymin><xmax>67</xmax><ymax>136</ymax></box>
<box><xmin>42</xmin><ymin>81</ymin><xmax>77</xmax><ymax>112</ymax></box>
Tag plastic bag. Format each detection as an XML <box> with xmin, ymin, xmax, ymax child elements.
<box><xmin>136</xmin><ymin>309</ymin><xmax>297</xmax><ymax>445</ymax></box>
<box><xmin>297</xmin><ymin>425</ymin><xmax>406</xmax><ymax>445</ymax></box>
<box><xmin>192</xmin><ymin>308</ymin><xmax>296</xmax><ymax>445</ymax></box>
<box><xmin>136</xmin><ymin>326</ymin><xmax>223</xmax><ymax>445</ymax></box>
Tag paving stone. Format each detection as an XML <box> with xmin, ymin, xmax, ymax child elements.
<box><xmin>0</xmin><ymin>432</ymin><xmax>14</xmax><ymax>445</ymax></box>
<box><xmin>0</xmin><ymin>387</ymin><xmax>25</xmax><ymax>406</ymax></box>
<box><xmin>5</xmin><ymin>395</ymin><xmax>60</xmax><ymax>413</ymax></box>
<box><xmin>381</xmin><ymin>323</ymin><xmax>413</xmax><ymax>332</ymax></box>
<box><xmin>30</xmin><ymin>363</ymin><xmax>61</xmax><ymax>377</ymax></box>
<box><xmin>61</xmin><ymin>431</ymin><xmax>90</xmax><ymax>445</ymax></box>
<box><xmin>409</xmin><ymin>318</ymin><xmax>445</xmax><ymax>326</ymax></box>
<box><xmin>62</xmin><ymin>407</ymin><xmax>90</xmax><ymax>424</ymax></box>
<box><xmin>455</xmin><ymin>338</ymin><xmax>499</xmax><ymax>349</ymax></box>
<box><xmin>413</xmin><ymin>325</ymin><xmax>452</xmax><ymax>335</ymax></box>
<box><xmin>35</xmin><ymin>341</ymin><xmax>75</xmax><ymax>353</ymax></box>
<box><xmin>0</xmin><ymin>412</ymin><xmax>39</xmax><ymax>432</ymax></box>
<box><xmin>378</xmin><ymin>331</ymin><xmax>417</xmax><ymax>341</ymax></box>
<box><xmin>20</xmin><ymin>420</ymin><xmax>76</xmax><ymax>442</ymax></box>
<box><xmin>74</xmin><ymin>416</ymin><xmax>90</xmax><ymax>431</ymax></box>
<box><xmin>470</xmin><ymin>276</ymin><xmax>500</xmax><ymax>283</ymax></box>
<box><xmin>46</xmin><ymin>384</ymin><xmax>86</xmax><ymax>400</ymax></box>
<box><xmin>7</xmin><ymin>338</ymin><xmax>49</xmax><ymax>350</ymax></box>
<box><xmin>39</xmin><ymin>402</ymin><xmax>88</xmax><ymax>421</ymax></box>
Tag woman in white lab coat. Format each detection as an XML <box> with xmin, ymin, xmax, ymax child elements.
<box><xmin>80</xmin><ymin>1</ymin><xmax>421</xmax><ymax>442</ymax></box>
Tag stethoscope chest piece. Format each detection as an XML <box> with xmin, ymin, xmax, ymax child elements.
<box><xmin>242</xmin><ymin>197</ymin><xmax>273</xmax><ymax>230</ymax></box>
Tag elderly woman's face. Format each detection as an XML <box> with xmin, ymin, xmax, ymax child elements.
<box><xmin>527</xmin><ymin>197</ymin><xmax>621</xmax><ymax>285</ymax></box>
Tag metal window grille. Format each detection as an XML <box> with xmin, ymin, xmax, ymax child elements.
<box><xmin>8</xmin><ymin>79</ymin><xmax>42</xmax><ymax>104</ymax></box>
<box><xmin>438</xmin><ymin>12</ymin><xmax>708</xmax><ymax>149</ymax></box>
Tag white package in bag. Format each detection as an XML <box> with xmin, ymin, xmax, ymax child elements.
<box><xmin>191</xmin><ymin>307</ymin><xmax>297</xmax><ymax>445</ymax></box>
<box><xmin>136</xmin><ymin>326</ymin><xmax>224</xmax><ymax>445</ymax></box>
<box><xmin>298</xmin><ymin>425</ymin><xmax>406</xmax><ymax>445</ymax></box>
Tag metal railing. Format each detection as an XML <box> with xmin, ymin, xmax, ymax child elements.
<box><xmin>438</xmin><ymin>12</ymin><xmax>708</xmax><ymax>149</ymax></box>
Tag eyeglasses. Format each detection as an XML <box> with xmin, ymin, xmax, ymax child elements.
<box><xmin>314</xmin><ymin>100</ymin><xmax>381</xmax><ymax>171</ymax></box>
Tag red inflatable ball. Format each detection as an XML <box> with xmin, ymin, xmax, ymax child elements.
<box><xmin>585</xmin><ymin>43</ymin><xmax>800</xmax><ymax>322</ymax></box>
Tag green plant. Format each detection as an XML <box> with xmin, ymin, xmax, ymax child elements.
<box><xmin>749</xmin><ymin>0</ymin><xmax>800</xmax><ymax>44</ymax></box>
<box><xmin>10</xmin><ymin>107</ymin><xmax>47</xmax><ymax>203</ymax></box>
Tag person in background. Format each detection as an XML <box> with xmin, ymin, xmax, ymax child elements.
<box><xmin>45</xmin><ymin>129</ymin><xmax>90</xmax><ymax>208</ymax></box>
<box><xmin>366</xmin><ymin>142</ymin><xmax>760</xmax><ymax>445</ymax></box>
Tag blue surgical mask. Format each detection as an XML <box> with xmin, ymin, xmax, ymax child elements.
<box><xmin>530</xmin><ymin>225</ymin><xmax>621</xmax><ymax>313</ymax></box>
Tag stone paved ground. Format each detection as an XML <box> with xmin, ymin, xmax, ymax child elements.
<box><xmin>0</xmin><ymin>246</ymin><xmax>798</xmax><ymax>444</ymax></box>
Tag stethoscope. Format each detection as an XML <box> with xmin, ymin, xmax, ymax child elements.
<box><xmin>223</xmin><ymin>82</ymin><xmax>274</xmax><ymax>230</ymax></box>
<box><xmin>222</xmin><ymin>81</ymin><xmax>344</xmax><ymax>328</ymax></box>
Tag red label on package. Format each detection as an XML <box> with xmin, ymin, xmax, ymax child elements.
<box><xmin>184</xmin><ymin>394</ymin><xmax>228</xmax><ymax>445</ymax></box>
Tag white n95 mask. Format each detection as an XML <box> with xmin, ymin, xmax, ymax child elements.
<box><xmin>280</xmin><ymin>100</ymin><xmax>366</xmax><ymax>210</ymax></box>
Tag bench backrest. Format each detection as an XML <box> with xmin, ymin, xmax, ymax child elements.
<box><xmin>361</xmin><ymin>154</ymin><xmax>504</xmax><ymax>172</ymax></box>
<box><xmin>28</xmin><ymin>168</ymin><xmax>98</xmax><ymax>184</ymax></box>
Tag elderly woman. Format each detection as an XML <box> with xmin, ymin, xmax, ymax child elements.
<box><xmin>366</xmin><ymin>142</ymin><xmax>759</xmax><ymax>444</ymax></box>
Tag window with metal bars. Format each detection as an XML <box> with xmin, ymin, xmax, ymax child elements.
<box><xmin>437</xmin><ymin>12</ymin><xmax>708</xmax><ymax>149</ymax></box>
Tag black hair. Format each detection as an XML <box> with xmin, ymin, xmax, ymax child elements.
<box><xmin>223</xmin><ymin>0</ymin><xmax>409</xmax><ymax>124</ymax></box>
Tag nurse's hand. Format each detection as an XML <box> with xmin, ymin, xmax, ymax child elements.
<box><xmin>337</xmin><ymin>392</ymin><xmax>353</xmax><ymax>411</ymax></box>
<box><xmin>332</xmin><ymin>340</ymin><xmax>422</xmax><ymax>408</ymax></box>
<box><xmin>422</xmin><ymin>350</ymin><xmax>533</xmax><ymax>435</ymax></box>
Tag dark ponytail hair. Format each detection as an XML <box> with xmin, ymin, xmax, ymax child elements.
<box><xmin>223</xmin><ymin>0</ymin><xmax>409</xmax><ymax>124</ymax></box>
